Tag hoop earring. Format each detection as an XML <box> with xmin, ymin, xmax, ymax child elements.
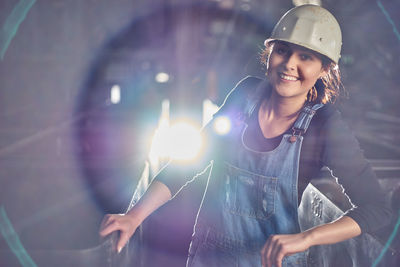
<box><xmin>321</xmin><ymin>76</ymin><xmax>329</xmax><ymax>89</ymax></box>
<box><xmin>308</xmin><ymin>86</ymin><xmax>317</xmax><ymax>102</ymax></box>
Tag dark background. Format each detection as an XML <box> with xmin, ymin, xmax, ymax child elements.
<box><xmin>0</xmin><ymin>0</ymin><xmax>399</xmax><ymax>264</ymax></box>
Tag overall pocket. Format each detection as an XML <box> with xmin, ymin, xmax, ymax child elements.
<box><xmin>223</xmin><ymin>162</ymin><xmax>277</xmax><ymax>220</ymax></box>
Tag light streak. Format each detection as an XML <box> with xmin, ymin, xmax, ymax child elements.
<box><xmin>0</xmin><ymin>0</ymin><xmax>36</xmax><ymax>60</ymax></box>
<box><xmin>0</xmin><ymin>206</ymin><xmax>37</xmax><ymax>267</ymax></box>
<box><xmin>372</xmin><ymin>209</ymin><xmax>400</xmax><ymax>267</ymax></box>
<box><xmin>377</xmin><ymin>0</ymin><xmax>400</xmax><ymax>42</ymax></box>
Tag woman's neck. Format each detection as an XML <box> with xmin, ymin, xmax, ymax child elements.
<box><xmin>261</xmin><ymin>92</ymin><xmax>306</xmax><ymax>120</ymax></box>
<box><xmin>257</xmin><ymin>92</ymin><xmax>306</xmax><ymax>138</ymax></box>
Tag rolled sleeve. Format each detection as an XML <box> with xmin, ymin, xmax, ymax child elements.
<box><xmin>321</xmin><ymin>110</ymin><xmax>392</xmax><ymax>233</ymax></box>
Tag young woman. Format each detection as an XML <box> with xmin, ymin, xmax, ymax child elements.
<box><xmin>100</xmin><ymin>5</ymin><xmax>391</xmax><ymax>267</ymax></box>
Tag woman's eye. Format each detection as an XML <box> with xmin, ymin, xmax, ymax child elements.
<box><xmin>300</xmin><ymin>54</ymin><xmax>312</xmax><ymax>60</ymax></box>
<box><xmin>276</xmin><ymin>47</ymin><xmax>287</xmax><ymax>55</ymax></box>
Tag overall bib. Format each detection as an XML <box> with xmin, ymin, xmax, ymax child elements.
<box><xmin>186</xmin><ymin>103</ymin><xmax>323</xmax><ymax>267</ymax></box>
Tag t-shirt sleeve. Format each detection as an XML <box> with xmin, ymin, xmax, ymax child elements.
<box><xmin>320</xmin><ymin>109</ymin><xmax>392</xmax><ymax>233</ymax></box>
<box><xmin>153</xmin><ymin>76</ymin><xmax>263</xmax><ymax>198</ymax></box>
<box><xmin>152</xmin><ymin>121</ymin><xmax>216</xmax><ymax>198</ymax></box>
<box><xmin>216</xmin><ymin>75</ymin><xmax>264</xmax><ymax>116</ymax></box>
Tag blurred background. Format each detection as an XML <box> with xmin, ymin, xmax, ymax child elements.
<box><xmin>0</xmin><ymin>0</ymin><xmax>399</xmax><ymax>266</ymax></box>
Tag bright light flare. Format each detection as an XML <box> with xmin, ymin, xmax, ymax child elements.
<box><xmin>169</xmin><ymin>122</ymin><xmax>203</xmax><ymax>161</ymax></box>
<box><xmin>202</xmin><ymin>99</ymin><xmax>219</xmax><ymax>126</ymax></box>
<box><xmin>213</xmin><ymin>116</ymin><xmax>231</xmax><ymax>135</ymax></box>
<box><xmin>148</xmin><ymin>124</ymin><xmax>170</xmax><ymax>162</ymax></box>
<box><xmin>155</xmin><ymin>72</ymin><xmax>170</xmax><ymax>83</ymax></box>
<box><xmin>149</xmin><ymin>120</ymin><xmax>203</xmax><ymax>163</ymax></box>
<box><xmin>110</xmin><ymin>84</ymin><xmax>121</xmax><ymax>104</ymax></box>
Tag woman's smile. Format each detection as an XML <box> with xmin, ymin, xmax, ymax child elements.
<box><xmin>267</xmin><ymin>41</ymin><xmax>327</xmax><ymax>102</ymax></box>
<box><xmin>278</xmin><ymin>72</ymin><xmax>299</xmax><ymax>82</ymax></box>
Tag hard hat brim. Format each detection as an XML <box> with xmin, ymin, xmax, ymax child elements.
<box><xmin>264</xmin><ymin>38</ymin><xmax>339</xmax><ymax>64</ymax></box>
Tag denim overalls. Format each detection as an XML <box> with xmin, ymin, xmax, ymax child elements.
<box><xmin>186</xmin><ymin>101</ymin><xmax>324</xmax><ymax>267</ymax></box>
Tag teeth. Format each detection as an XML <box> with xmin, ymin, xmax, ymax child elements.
<box><xmin>279</xmin><ymin>73</ymin><xmax>298</xmax><ymax>81</ymax></box>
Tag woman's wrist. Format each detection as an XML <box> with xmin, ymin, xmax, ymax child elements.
<box><xmin>305</xmin><ymin>226</ymin><xmax>324</xmax><ymax>248</ymax></box>
<box><xmin>125</xmin><ymin>207</ymin><xmax>145</xmax><ymax>227</ymax></box>
<box><xmin>301</xmin><ymin>229</ymin><xmax>317</xmax><ymax>248</ymax></box>
<box><xmin>302</xmin><ymin>216</ymin><xmax>362</xmax><ymax>248</ymax></box>
<box><xmin>124</xmin><ymin>181</ymin><xmax>172</xmax><ymax>227</ymax></box>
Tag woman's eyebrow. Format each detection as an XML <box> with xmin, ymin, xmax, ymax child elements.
<box><xmin>295</xmin><ymin>46</ymin><xmax>313</xmax><ymax>53</ymax></box>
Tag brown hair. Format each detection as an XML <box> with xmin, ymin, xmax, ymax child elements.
<box><xmin>260</xmin><ymin>41</ymin><xmax>345</xmax><ymax>104</ymax></box>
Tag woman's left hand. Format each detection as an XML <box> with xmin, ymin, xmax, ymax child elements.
<box><xmin>260</xmin><ymin>232</ymin><xmax>311</xmax><ymax>267</ymax></box>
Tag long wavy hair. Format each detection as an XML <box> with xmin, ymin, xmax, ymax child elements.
<box><xmin>260</xmin><ymin>41</ymin><xmax>345</xmax><ymax>104</ymax></box>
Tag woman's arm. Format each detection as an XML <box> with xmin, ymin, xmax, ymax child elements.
<box><xmin>261</xmin><ymin>107</ymin><xmax>390</xmax><ymax>267</ymax></box>
<box><xmin>320</xmin><ymin>108</ymin><xmax>392</xmax><ymax>233</ymax></box>
<box><xmin>261</xmin><ymin>215</ymin><xmax>361</xmax><ymax>267</ymax></box>
<box><xmin>99</xmin><ymin>98</ymin><xmax>217</xmax><ymax>251</ymax></box>
<box><xmin>99</xmin><ymin>180</ymin><xmax>172</xmax><ymax>253</ymax></box>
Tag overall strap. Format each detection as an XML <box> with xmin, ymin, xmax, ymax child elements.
<box><xmin>243</xmin><ymin>79</ymin><xmax>270</xmax><ymax>120</ymax></box>
<box><xmin>292</xmin><ymin>103</ymin><xmax>324</xmax><ymax>136</ymax></box>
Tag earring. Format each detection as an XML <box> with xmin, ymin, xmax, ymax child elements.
<box><xmin>321</xmin><ymin>77</ymin><xmax>329</xmax><ymax>89</ymax></box>
<box><xmin>308</xmin><ymin>86</ymin><xmax>317</xmax><ymax>102</ymax></box>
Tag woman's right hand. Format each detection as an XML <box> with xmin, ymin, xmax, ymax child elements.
<box><xmin>99</xmin><ymin>213</ymin><xmax>141</xmax><ymax>253</ymax></box>
<box><xmin>99</xmin><ymin>181</ymin><xmax>172</xmax><ymax>253</ymax></box>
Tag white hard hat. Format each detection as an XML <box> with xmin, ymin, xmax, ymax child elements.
<box><xmin>265</xmin><ymin>4</ymin><xmax>342</xmax><ymax>64</ymax></box>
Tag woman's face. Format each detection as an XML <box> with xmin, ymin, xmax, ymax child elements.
<box><xmin>267</xmin><ymin>41</ymin><xmax>327</xmax><ymax>102</ymax></box>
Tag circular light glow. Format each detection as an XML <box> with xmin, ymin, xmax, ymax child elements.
<box><xmin>155</xmin><ymin>72</ymin><xmax>170</xmax><ymax>83</ymax></box>
<box><xmin>168</xmin><ymin>122</ymin><xmax>203</xmax><ymax>161</ymax></box>
<box><xmin>110</xmin><ymin>84</ymin><xmax>121</xmax><ymax>104</ymax></box>
<box><xmin>149</xmin><ymin>125</ymin><xmax>170</xmax><ymax>163</ymax></box>
<box><xmin>148</xmin><ymin>120</ymin><xmax>203</xmax><ymax>163</ymax></box>
<box><xmin>213</xmin><ymin>116</ymin><xmax>231</xmax><ymax>135</ymax></box>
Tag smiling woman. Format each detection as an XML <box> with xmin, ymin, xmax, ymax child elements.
<box><xmin>267</xmin><ymin>41</ymin><xmax>327</xmax><ymax>102</ymax></box>
<box><xmin>261</xmin><ymin>41</ymin><xmax>343</xmax><ymax>105</ymax></box>
<box><xmin>99</xmin><ymin>4</ymin><xmax>392</xmax><ymax>267</ymax></box>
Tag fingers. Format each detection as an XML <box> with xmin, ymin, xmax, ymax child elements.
<box><xmin>261</xmin><ymin>242</ymin><xmax>266</xmax><ymax>266</ymax></box>
<box><xmin>261</xmin><ymin>237</ymin><xmax>272</xmax><ymax>267</ymax></box>
<box><xmin>117</xmin><ymin>230</ymin><xmax>130</xmax><ymax>253</ymax></box>
<box><xmin>100</xmin><ymin>222</ymin><xmax>120</xmax><ymax>237</ymax></box>
<box><xmin>270</xmin><ymin>237</ymin><xmax>284</xmax><ymax>267</ymax></box>
<box><xmin>261</xmin><ymin>235</ymin><xmax>284</xmax><ymax>267</ymax></box>
<box><xmin>100</xmin><ymin>214</ymin><xmax>116</xmax><ymax>231</ymax></box>
<box><xmin>99</xmin><ymin>214</ymin><xmax>126</xmax><ymax>237</ymax></box>
<box><xmin>99</xmin><ymin>213</ymin><xmax>138</xmax><ymax>253</ymax></box>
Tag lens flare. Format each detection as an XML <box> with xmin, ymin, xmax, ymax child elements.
<box><xmin>149</xmin><ymin>120</ymin><xmax>203</xmax><ymax>163</ymax></box>
<box><xmin>169</xmin><ymin>122</ymin><xmax>203</xmax><ymax>161</ymax></box>
<box><xmin>213</xmin><ymin>116</ymin><xmax>231</xmax><ymax>135</ymax></box>
<box><xmin>155</xmin><ymin>72</ymin><xmax>170</xmax><ymax>83</ymax></box>
<box><xmin>110</xmin><ymin>84</ymin><xmax>121</xmax><ymax>104</ymax></box>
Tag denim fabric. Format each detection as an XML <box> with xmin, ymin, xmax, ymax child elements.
<box><xmin>187</xmin><ymin>104</ymin><xmax>323</xmax><ymax>267</ymax></box>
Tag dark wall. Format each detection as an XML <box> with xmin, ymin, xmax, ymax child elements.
<box><xmin>0</xmin><ymin>0</ymin><xmax>398</xmax><ymax>256</ymax></box>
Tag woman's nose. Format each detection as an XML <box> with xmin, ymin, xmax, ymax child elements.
<box><xmin>283</xmin><ymin>54</ymin><xmax>297</xmax><ymax>71</ymax></box>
